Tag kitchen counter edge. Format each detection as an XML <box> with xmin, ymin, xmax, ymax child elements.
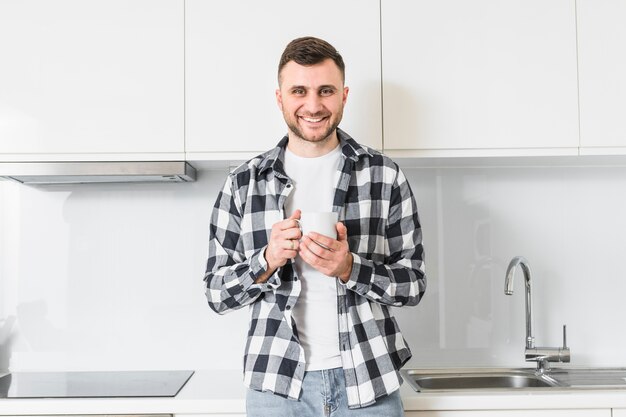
<box><xmin>3</xmin><ymin>370</ymin><xmax>626</xmax><ymax>415</ymax></box>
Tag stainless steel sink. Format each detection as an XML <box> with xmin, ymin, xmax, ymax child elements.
<box><xmin>402</xmin><ymin>368</ymin><xmax>626</xmax><ymax>392</ymax></box>
<box><xmin>549</xmin><ymin>368</ymin><xmax>626</xmax><ymax>388</ymax></box>
<box><xmin>403</xmin><ymin>369</ymin><xmax>559</xmax><ymax>392</ymax></box>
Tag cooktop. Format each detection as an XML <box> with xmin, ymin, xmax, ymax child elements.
<box><xmin>0</xmin><ymin>370</ymin><xmax>194</xmax><ymax>399</ymax></box>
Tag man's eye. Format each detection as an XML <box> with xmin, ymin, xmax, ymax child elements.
<box><xmin>292</xmin><ymin>88</ymin><xmax>305</xmax><ymax>95</ymax></box>
<box><xmin>320</xmin><ymin>88</ymin><xmax>335</xmax><ymax>96</ymax></box>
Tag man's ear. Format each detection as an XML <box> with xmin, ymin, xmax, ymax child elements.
<box><xmin>276</xmin><ymin>89</ymin><xmax>283</xmax><ymax>110</ymax></box>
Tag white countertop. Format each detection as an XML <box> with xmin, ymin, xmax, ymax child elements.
<box><xmin>0</xmin><ymin>370</ymin><xmax>247</xmax><ymax>415</ymax></box>
<box><xmin>3</xmin><ymin>370</ymin><xmax>626</xmax><ymax>415</ymax></box>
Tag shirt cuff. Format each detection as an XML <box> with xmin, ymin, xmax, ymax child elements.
<box><xmin>246</xmin><ymin>246</ymin><xmax>281</xmax><ymax>292</ymax></box>
<box><xmin>338</xmin><ymin>253</ymin><xmax>372</xmax><ymax>295</ymax></box>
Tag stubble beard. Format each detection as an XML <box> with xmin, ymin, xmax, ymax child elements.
<box><xmin>284</xmin><ymin>110</ymin><xmax>343</xmax><ymax>145</ymax></box>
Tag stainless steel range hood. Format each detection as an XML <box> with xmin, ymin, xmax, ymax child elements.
<box><xmin>0</xmin><ymin>161</ymin><xmax>196</xmax><ymax>184</ymax></box>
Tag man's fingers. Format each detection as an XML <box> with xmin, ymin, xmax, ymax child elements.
<box><xmin>288</xmin><ymin>209</ymin><xmax>302</xmax><ymax>220</ymax></box>
<box><xmin>306</xmin><ymin>232</ymin><xmax>337</xmax><ymax>251</ymax></box>
<box><xmin>336</xmin><ymin>222</ymin><xmax>348</xmax><ymax>242</ymax></box>
<box><xmin>302</xmin><ymin>235</ymin><xmax>336</xmax><ymax>259</ymax></box>
<box><xmin>277</xmin><ymin>218</ymin><xmax>301</xmax><ymax>231</ymax></box>
<box><xmin>284</xmin><ymin>239</ymin><xmax>299</xmax><ymax>251</ymax></box>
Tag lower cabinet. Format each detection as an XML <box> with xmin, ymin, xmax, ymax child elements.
<box><xmin>173</xmin><ymin>410</ymin><xmax>625</xmax><ymax>417</ymax></box>
<box><xmin>172</xmin><ymin>409</ymin><xmax>626</xmax><ymax>417</ymax></box>
<box><xmin>175</xmin><ymin>410</ymin><xmax>619</xmax><ymax>417</ymax></box>
<box><xmin>405</xmin><ymin>410</ymin><xmax>610</xmax><ymax>417</ymax></box>
<box><xmin>174</xmin><ymin>415</ymin><xmax>245</xmax><ymax>417</ymax></box>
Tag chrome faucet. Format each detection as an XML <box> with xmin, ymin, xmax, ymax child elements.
<box><xmin>504</xmin><ymin>256</ymin><xmax>570</xmax><ymax>372</ymax></box>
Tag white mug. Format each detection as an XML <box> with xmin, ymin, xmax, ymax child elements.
<box><xmin>296</xmin><ymin>211</ymin><xmax>338</xmax><ymax>242</ymax></box>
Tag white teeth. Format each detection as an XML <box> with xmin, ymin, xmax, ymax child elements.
<box><xmin>302</xmin><ymin>116</ymin><xmax>323</xmax><ymax>123</ymax></box>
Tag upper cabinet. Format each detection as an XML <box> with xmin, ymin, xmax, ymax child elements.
<box><xmin>0</xmin><ymin>0</ymin><xmax>184</xmax><ymax>162</ymax></box>
<box><xmin>577</xmin><ymin>0</ymin><xmax>626</xmax><ymax>154</ymax></box>
<box><xmin>184</xmin><ymin>0</ymin><xmax>382</xmax><ymax>160</ymax></box>
<box><xmin>381</xmin><ymin>0</ymin><xmax>580</xmax><ymax>157</ymax></box>
<box><xmin>3</xmin><ymin>1</ymin><xmax>625</xmax><ymax>163</ymax></box>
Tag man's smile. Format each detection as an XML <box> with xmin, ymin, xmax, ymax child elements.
<box><xmin>299</xmin><ymin>115</ymin><xmax>328</xmax><ymax>125</ymax></box>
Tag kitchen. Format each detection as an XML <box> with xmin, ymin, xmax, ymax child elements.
<box><xmin>2</xmin><ymin>0</ymin><xmax>626</xmax><ymax>416</ymax></box>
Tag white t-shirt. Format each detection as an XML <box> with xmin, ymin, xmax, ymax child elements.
<box><xmin>283</xmin><ymin>144</ymin><xmax>342</xmax><ymax>371</ymax></box>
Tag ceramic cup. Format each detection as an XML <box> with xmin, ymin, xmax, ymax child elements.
<box><xmin>296</xmin><ymin>212</ymin><xmax>338</xmax><ymax>248</ymax></box>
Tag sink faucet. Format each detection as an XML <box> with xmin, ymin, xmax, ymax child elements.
<box><xmin>504</xmin><ymin>256</ymin><xmax>570</xmax><ymax>372</ymax></box>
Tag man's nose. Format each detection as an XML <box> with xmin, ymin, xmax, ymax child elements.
<box><xmin>303</xmin><ymin>94</ymin><xmax>323</xmax><ymax>113</ymax></box>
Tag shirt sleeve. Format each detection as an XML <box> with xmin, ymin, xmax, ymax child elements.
<box><xmin>203</xmin><ymin>176</ymin><xmax>281</xmax><ymax>314</ymax></box>
<box><xmin>341</xmin><ymin>166</ymin><xmax>426</xmax><ymax>307</ymax></box>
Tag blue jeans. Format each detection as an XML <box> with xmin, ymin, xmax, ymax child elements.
<box><xmin>245</xmin><ymin>368</ymin><xmax>405</xmax><ymax>417</ymax></box>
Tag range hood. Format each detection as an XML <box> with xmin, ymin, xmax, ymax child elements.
<box><xmin>0</xmin><ymin>161</ymin><xmax>196</xmax><ymax>185</ymax></box>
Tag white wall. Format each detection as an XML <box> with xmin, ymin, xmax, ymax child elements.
<box><xmin>400</xmin><ymin>164</ymin><xmax>626</xmax><ymax>369</ymax></box>
<box><xmin>1</xmin><ymin>163</ymin><xmax>626</xmax><ymax>372</ymax></box>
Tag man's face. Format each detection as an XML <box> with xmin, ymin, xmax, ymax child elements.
<box><xmin>276</xmin><ymin>59</ymin><xmax>348</xmax><ymax>145</ymax></box>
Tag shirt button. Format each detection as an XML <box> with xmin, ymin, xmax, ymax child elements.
<box><xmin>293</xmin><ymin>277</ymin><xmax>298</xmax><ymax>281</ymax></box>
<box><xmin>286</xmin><ymin>184</ymin><xmax>292</xmax><ymax>188</ymax></box>
<box><xmin>286</xmin><ymin>305</ymin><xmax>291</xmax><ymax>310</ymax></box>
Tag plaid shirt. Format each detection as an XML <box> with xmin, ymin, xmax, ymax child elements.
<box><xmin>204</xmin><ymin>129</ymin><xmax>426</xmax><ymax>409</ymax></box>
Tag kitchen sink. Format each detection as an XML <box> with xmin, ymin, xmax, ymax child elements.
<box><xmin>549</xmin><ymin>368</ymin><xmax>626</xmax><ymax>388</ymax></box>
<box><xmin>403</xmin><ymin>369</ymin><xmax>558</xmax><ymax>392</ymax></box>
<box><xmin>402</xmin><ymin>368</ymin><xmax>626</xmax><ymax>392</ymax></box>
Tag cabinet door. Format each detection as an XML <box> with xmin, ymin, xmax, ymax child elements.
<box><xmin>405</xmin><ymin>409</ymin><xmax>609</xmax><ymax>417</ymax></box>
<box><xmin>381</xmin><ymin>0</ymin><xmax>579</xmax><ymax>157</ymax></box>
<box><xmin>185</xmin><ymin>0</ymin><xmax>382</xmax><ymax>159</ymax></box>
<box><xmin>0</xmin><ymin>0</ymin><xmax>184</xmax><ymax>162</ymax></box>
<box><xmin>577</xmin><ymin>0</ymin><xmax>626</xmax><ymax>153</ymax></box>
<box><xmin>174</xmin><ymin>415</ymin><xmax>246</xmax><ymax>417</ymax></box>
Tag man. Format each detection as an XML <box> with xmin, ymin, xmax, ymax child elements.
<box><xmin>204</xmin><ymin>37</ymin><xmax>426</xmax><ymax>416</ymax></box>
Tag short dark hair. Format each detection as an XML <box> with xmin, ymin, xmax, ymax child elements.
<box><xmin>278</xmin><ymin>36</ymin><xmax>345</xmax><ymax>83</ymax></box>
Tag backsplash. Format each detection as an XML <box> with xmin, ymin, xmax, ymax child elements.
<box><xmin>1</xmin><ymin>163</ymin><xmax>625</xmax><ymax>371</ymax></box>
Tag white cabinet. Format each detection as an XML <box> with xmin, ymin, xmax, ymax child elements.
<box><xmin>185</xmin><ymin>0</ymin><xmax>382</xmax><ymax>160</ymax></box>
<box><xmin>577</xmin><ymin>0</ymin><xmax>626</xmax><ymax>154</ymax></box>
<box><xmin>406</xmin><ymin>410</ymin><xmax>609</xmax><ymax>417</ymax></box>
<box><xmin>381</xmin><ymin>0</ymin><xmax>579</xmax><ymax>157</ymax></box>
<box><xmin>0</xmin><ymin>0</ymin><xmax>184</xmax><ymax>162</ymax></box>
<box><xmin>175</xmin><ymin>415</ymin><xmax>246</xmax><ymax>417</ymax></box>
<box><xmin>613</xmin><ymin>410</ymin><xmax>626</xmax><ymax>417</ymax></box>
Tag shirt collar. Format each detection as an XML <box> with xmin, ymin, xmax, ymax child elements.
<box><xmin>257</xmin><ymin>128</ymin><xmax>372</xmax><ymax>176</ymax></box>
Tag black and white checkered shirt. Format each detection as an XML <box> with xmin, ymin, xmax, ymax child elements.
<box><xmin>204</xmin><ymin>129</ymin><xmax>426</xmax><ymax>409</ymax></box>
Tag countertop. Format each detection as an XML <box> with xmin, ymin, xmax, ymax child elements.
<box><xmin>0</xmin><ymin>370</ymin><xmax>246</xmax><ymax>415</ymax></box>
<box><xmin>3</xmin><ymin>370</ymin><xmax>626</xmax><ymax>415</ymax></box>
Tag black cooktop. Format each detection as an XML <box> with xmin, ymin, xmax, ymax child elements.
<box><xmin>0</xmin><ymin>370</ymin><xmax>194</xmax><ymax>399</ymax></box>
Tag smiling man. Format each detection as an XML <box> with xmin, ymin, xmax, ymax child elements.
<box><xmin>277</xmin><ymin>57</ymin><xmax>347</xmax><ymax>154</ymax></box>
<box><xmin>204</xmin><ymin>37</ymin><xmax>426</xmax><ymax>416</ymax></box>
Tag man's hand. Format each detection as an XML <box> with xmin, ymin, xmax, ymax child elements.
<box><xmin>255</xmin><ymin>210</ymin><xmax>302</xmax><ymax>283</ymax></box>
<box><xmin>298</xmin><ymin>221</ymin><xmax>353</xmax><ymax>283</ymax></box>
